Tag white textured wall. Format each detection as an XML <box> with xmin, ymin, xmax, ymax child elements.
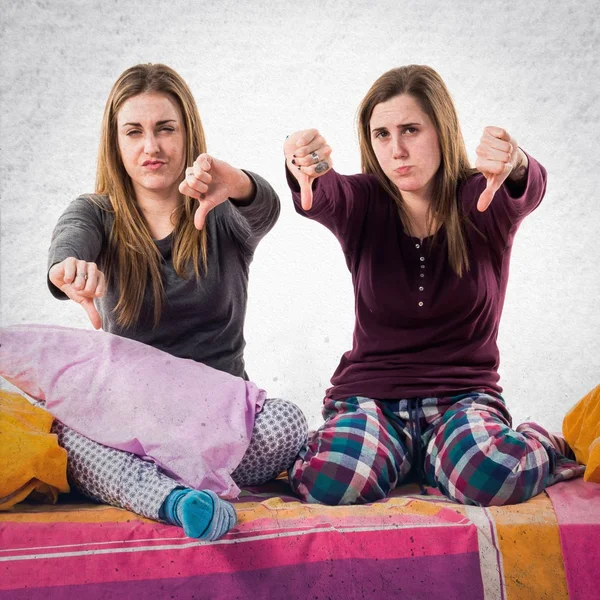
<box><xmin>1</xmin><ymin>1</ymin><xmax>599</xmax><ymax>432</ymax></box>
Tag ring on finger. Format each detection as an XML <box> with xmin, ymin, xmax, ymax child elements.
<box><xmin>311</xmin><ymin>151</ymin><xmax>319</xmax><ymax>164</ymax></box>
<box><xmin>77</xmin><ymin>273</ymin><xmax>88</xmax><ymax>280</ymax></box>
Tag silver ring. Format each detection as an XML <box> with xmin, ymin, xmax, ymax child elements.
<box><xmin>311</xmin><ymin>151</ymin><xmax>319</xmax><ymax>164</ymax></box>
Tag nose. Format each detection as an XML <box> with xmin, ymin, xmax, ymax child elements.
<box><xmin>143</xmin><ymin>133</ymin><xmax>160</xmax><ymax>156</ymax></box>
<box><xmin>392</xmin><ymin>135</ymin><xmax>408</xmax><ymax>160</ymax></box>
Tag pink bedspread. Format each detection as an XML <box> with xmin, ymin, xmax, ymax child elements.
<box><xmin>546</xmin><ymin>479</ymin><xmax>600</xmax><ymax>600</ymax></box>
<box><xmin>1</xmin><ymin>478</ymin><xmax>598</xmax><ymax>599</ymax></box>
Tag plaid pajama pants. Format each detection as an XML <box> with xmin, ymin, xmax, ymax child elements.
<box><xmin>289</xmin><ymin>391</ymin><xmax>584</xmax><ymax>506</ymax></box>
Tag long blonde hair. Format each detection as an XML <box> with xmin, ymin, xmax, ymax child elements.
<box><xmin>95</xmin><ymin>63</ymin><xmax>207</xmax><ymax>328</ymax></box>
<box><xmin>357</xmin><ymin>65</ymin><xmax>476</xmax><ymax>276</ymax></box>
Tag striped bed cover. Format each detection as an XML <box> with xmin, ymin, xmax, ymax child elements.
<box><xmin>1</xmin><ymin>478</ymin><xmax>598</xmax><ymax>599</ymax></box>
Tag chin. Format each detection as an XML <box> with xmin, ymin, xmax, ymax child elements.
<box><xmin>391</xmin><ymin>178</ymin><xmax>423</xmax><ymax>193</ymax></box>
<box><xmin>140</xmin><ymin>177</ymin><xmax>176</xmax><ymax>190</ymax></box>
<box><xmin>398</xmin><ymin>185</ymin><xmax>423</xmax><ymax>193</ymax></box>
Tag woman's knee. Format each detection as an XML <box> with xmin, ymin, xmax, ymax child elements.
<box><xmin>289</xmin><ymin>411</ymin><xmax>407</xmax><ymax>505</ymax></box>
<box><xmin>257</xmin><ymin>398</ymin><xmax>309</xmax><ymax>455</ymax></box>
<box><xmin>232</xmin><ymin>398</ymin><xmax>309</xmax><ymax>487</ymax></box>
<box><xmin>426</xmin><ymin>420</ymin><xmax>550</xmax><ymax>506</ymax></box>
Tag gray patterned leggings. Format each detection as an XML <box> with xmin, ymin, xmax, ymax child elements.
<box><xmin>52</xmin><ymin>399</ymin><xmax>307</xmax><ymax>520</ymax></box>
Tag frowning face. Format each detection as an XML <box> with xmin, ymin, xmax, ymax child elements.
<box><xmin>117</xmin><ymin>92</ymin><xmax>186</xmax><ymax>199</ymax></box>
<box><xmin>370</xmin><ymin>93</ymin><xmax>441</xmax><ymax>201</ymax></box>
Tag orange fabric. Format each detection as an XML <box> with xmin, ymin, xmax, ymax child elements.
<box><xmin>0</xmin><ymin>390</ymin><xmax>69</xmax><ymax>509</ymax></box>
<box><xmin>491</xmin><ymin>495</ymin><xmax>568</xmax><ymax>600</ymax></box>
<box><xmin>562</xmin><ymin>384</ymin><xmax>600</xmax><ymax>483</ymax></box>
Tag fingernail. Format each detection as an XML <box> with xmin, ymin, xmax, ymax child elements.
<box><xmin>297</xmin><ymin>166</ymin><xmax>301</xmax><ymax>170</ymax></box>
<box><xmin>291</xmin><ymin>159</ymin><xmax>296</xmax><ymax>165</ymax></box>
<box><xmin>293</xmin><ymin>154</ymin><xmax>297</xmax><ymax>158</ymax></box>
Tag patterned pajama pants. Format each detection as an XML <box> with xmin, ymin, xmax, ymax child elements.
<box><xmin>289</xmin><ymin>392</ymin><xmax>584</xmax><ymax>506</ymax></box>
<box><xmin>53</xmin><ymin>399</ymin><xmax>308</xmax><ymax>520</ymax></box>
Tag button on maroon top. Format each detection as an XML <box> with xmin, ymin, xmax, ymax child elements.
<box><xmin>287</xmin><ymin>153</ymin><xmax>547</xmax><ymax>400</ymax></box>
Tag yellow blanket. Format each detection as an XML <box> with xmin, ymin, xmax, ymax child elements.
<box><xmin>0</xmin><ymin>390</ymin><xmax>69</xmax><ymax>510</ymax></box>
<box><xmin>563</xmin><ymin>384</ymin><xmax>600</xmax><ymax>483</ymax></box>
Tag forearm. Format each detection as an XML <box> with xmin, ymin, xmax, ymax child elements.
<box><xmin>48</xmin><ymin>198</ymin><xmax>106</xmax><ymax>297</ymax></box>
<box><xmin>228</xmin><ymin>170</ymin><xmax>281</xmax><ymax>249</ymax></box>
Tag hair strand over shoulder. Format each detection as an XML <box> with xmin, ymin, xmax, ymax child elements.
<box><xmin>96</xmin><ymin>63</ymin><xmax>208</xmax><ymax>327</ymax></box>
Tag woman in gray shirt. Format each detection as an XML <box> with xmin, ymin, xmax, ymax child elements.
<box><xmin>47</xmin><ymin>63</ymin><xmax>307</xmax><ymax>540</ymax></box>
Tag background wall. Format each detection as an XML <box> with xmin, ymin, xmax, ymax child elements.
<box><xmin>1</xmin><ymin>0</ymin><xmax>598</xmax><ymax>432</ymax></box>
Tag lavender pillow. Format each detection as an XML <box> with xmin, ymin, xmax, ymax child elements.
<box><xmin>0</xmin><ymin>324</ymin><xmax>266</xmax><ymax>498</ymax></box>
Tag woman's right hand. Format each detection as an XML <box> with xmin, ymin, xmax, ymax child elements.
<box><xmin>284</xmin><ymin>129</ymin><xmax>332</xmax><ymax>210</ymax></box>
<box><xmin>49</xmin><ymin>257</ymin><xmax>105</xmax><ymax>330</ymax></box>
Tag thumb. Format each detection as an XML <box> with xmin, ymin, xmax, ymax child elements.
<box><xmin>81</xmin><ymin>298</ymin><xmax>102</xmax><ymax>330</ymax></box>
<box><xmin>477</xmin><ymin>176</ymin><xmax>499</xmax><ymax>212</ymax></box>
<box><xmin>194</xmin><ymin>199</ymin><xmax>213</xmax><ymax>230</ymax></box>
<box><xmin>300</xmin><ymin>176</ymin><xmax>314</xmax><ymax>211</ymax></box>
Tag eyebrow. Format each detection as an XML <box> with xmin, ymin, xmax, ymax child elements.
<box><xmin>121</xmin><ymin>119</ymin><xmax>178</xmax><ymax>127</ymax></box>
<box><xmin>371</xmin><ymin>122</ymin><xmax>420</xmax><ymax>133</ymax></box>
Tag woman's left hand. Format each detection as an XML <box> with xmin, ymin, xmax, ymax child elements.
<box><xmin>475</xmin><ymin>126</ymin><xmax>527</xmax><ymax>212</ymax></box>
<box><xmin>178</xmin><ymin>153</ymin><xmax>253</xmax><ymax>229</ymax></box>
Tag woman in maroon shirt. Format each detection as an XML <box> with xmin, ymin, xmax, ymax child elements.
<box><xmin>283</xmin><ymin>65</ymin><xmax>583</xmax><ymax>506</ymax></box>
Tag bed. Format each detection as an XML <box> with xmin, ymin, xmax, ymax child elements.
<box><xmin>1</xmin><ymin>328</ymin><xmax>598</xmax><ymax>599</ymax></box>
<box><xmin>1</xmin><ymin>476</ymin><xmax>598</xmax><ymax>599</ymax></box>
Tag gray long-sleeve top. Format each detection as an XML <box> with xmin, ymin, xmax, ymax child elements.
<box><xmin>48</xmin><ymin>171</ymin><xmax>280</xmax><ymax>379</ymax></box>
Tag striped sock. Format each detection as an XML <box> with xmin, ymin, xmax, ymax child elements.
<box><xmin>161</xmin><ymin>488</ymin><xmax>237</xmax><ymax>541</ymax></box>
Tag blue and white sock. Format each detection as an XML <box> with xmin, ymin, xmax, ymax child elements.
<box><xmin>160</xmin><ymin>488</ymin><xmax>237</xmax><ymax>541</ymax></box>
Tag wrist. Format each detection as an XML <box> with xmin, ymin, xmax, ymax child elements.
<box><xmin>229</xmin><ymin>169</ymin><xmax>255</xmax><ymax>204</ymax></box>
<box><xmin>508</xmin><ymin>149</ymin><xmax>528</xmax><ymax>182</ymax></box>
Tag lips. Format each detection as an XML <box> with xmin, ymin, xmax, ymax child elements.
<box><xmin>395</xmin><ymin>166</ymin><xmax>412</xmax><ymax>175</ymax></box>
<box><xmin>142</xmin><ymin>160</ymin><xmax>165</xmax><ymax>170</ymax></box>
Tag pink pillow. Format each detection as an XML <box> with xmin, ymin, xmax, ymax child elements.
<box><xmin>0</xmin><ymin>324</ymin><xmax>266</xmax><ymax>498</ymax></box>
